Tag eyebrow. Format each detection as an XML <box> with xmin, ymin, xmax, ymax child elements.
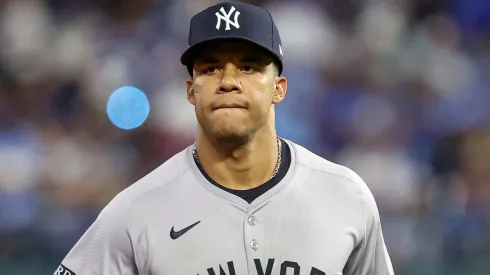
<box><xmin>194</xmin><ymin>55</ymin><xmax>271</xmax><ymax>66</ymax></box>
<box><xmin>240</xmin><ymin>56</ymin><xmax>269</xmax><ymax>65</ymax></box>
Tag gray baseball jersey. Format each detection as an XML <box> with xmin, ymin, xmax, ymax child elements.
<box><xmin>55</xmin><ymin>139</ymin><xmax>394</xmax><ymax>275</ymax></box>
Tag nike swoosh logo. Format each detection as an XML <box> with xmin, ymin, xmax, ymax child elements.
<box><xmin>170</xmin><ymin>221</ymin><xmax>201</xmax><ymax>240</ymax></box>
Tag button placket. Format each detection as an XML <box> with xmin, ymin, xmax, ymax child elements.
<box><xmin>244</xmin><ymin>209</ymin><xmax>268</xmax><ymax>273</ymax></box>
<box><xmin>244</xmin><ymin>212</ymin><xmax>262</xmax><ymax>253</ymax></box>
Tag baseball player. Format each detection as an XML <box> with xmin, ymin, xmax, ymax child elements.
<box><xmin>54</xmin><ymin>2</ymin><xmax>395</xmax><ymax>275</ymax></box>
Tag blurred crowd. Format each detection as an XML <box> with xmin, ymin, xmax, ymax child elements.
<box><xmin>0</xmin><ymin>0</ymin><xmax>489</xmax><ymax>274</ymax></box>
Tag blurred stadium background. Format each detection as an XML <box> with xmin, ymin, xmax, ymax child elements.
<box><xmin>0</xmin><ymin>0</ymin><xmax>489</xmax><ymax>274</ymax></box>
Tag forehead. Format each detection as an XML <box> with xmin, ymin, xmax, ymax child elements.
<box><xmin>193</xmin><ymin>40</ymin><xmax>272</xmax><ymax>63</ymax></box>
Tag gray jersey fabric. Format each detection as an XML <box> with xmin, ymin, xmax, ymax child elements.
<box><xmin>55</xmin><ymin>139</ymin><xmax>395</xmax><ymax>275</ymax></box>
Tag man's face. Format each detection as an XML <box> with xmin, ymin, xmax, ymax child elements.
<box><xmin>186</xmin><ymin>41</ymin><xmax>287</xmax><ymax>143</ymax></box>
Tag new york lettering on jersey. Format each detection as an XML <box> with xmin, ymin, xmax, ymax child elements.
<box><xmin>199</xmin><ymin>259</ymin><xmax>327</xmax><ymax>275</ymax></box>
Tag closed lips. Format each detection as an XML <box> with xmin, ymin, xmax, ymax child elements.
<box><xmin>213</xmin><ymin>103</ymin><xmax>246</xmax><ymax>110</ymax></box>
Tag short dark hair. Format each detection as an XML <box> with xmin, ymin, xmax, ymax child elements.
<box><xmin>272</xmin><ymin>60</ymin><xmax>280</xmax><ymax>76</ymax></box>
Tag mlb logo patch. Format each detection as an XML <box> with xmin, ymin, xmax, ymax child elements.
<box><xmin>53</xmin><ymin>264</ymin><xmax>76</xmax><ymax>275</ymax></box>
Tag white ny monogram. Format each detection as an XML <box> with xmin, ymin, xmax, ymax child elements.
<box><xmin>215</xmin><ymin>6</ymin><xmax>240</xmax><ymax>30</ymax></box>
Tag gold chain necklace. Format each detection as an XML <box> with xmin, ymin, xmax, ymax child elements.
<box><xmin>192</xmin><ymin>137</ymin><xmax>282</xmax><ymax>180</ymax></box>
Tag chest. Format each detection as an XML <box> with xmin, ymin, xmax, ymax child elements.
<box><xmin>136</xmin><ymin>198</ymin><xmax>360</xmax><ymax>275</ymax></box>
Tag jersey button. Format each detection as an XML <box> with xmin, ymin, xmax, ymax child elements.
<box><xmin>250</xmin><ymin>239</ymin><xmax>259</xmax><ymax>250</ymax></box>
<box><xmin>248</xmin><ymin>216</ymin><xmax>257</xmax><ymax>226</ymax></box>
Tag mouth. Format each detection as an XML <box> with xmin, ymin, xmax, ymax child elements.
<box><xmin>212</xmin><ymin>103</ymin><xmax>247</xmax><ymax>110</ymax></box>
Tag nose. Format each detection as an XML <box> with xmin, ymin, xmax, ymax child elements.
<box><xmin>217</xmin><ymin>64</ymin><xmax>242</xmax><ymax>94</ymax></box>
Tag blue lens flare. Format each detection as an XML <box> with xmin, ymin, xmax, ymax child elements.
<box><xmin>106</xmin><ymin>86</ymin><xmax>150</xmax><ymax>130</ymax></box>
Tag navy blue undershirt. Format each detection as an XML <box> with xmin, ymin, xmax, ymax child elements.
<box><xmin>193</xmin><ymin>138</ymin><xmax>291</xmax><ymax>204</ymax></box>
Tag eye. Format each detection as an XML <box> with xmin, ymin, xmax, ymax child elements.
<box><xmin>241</xmin><ymin>66</ymin><xmax>255</xmax><ymax>73</ymax></box>
<box><xmin>202</xmin><ymin>67</ymin><xmax>219</xmax><ymax>74</ymax></box>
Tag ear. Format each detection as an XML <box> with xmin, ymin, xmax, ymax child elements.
<box><xmin>272</xmin><ymin>76</ymin><xmax>287</xmax><ymax>104</ymax></box>
<box><xmin>186</xmin><ymin>78</ymin><xmax>196</xmax><ymax>105</ymax></box>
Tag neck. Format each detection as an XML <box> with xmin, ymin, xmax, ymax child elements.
<box><xmin>194</xmin><ymin>127</ymin><xmax>281</xmax><ymax>190</ymax></box>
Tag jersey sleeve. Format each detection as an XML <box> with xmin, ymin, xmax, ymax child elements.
<box><xmin>53</xmin><ymin>194</ymin><xmax>138</xmax><ymax>275</ymax></box>
<box><xmin>344</xmin><ymin>181</ymin><xmax>395</xmax><ymax>275</ymax></box>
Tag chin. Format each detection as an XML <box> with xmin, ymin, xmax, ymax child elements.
<box><xmin>198</xmin><ymin>113</ymin><xmax>253</xmax><ymax>144</ymax></box>
<box><xmin>209</xmin><ymin>124</ymin><xmax>251</xmax><ymax>145</ymax></box>
<box><xmin>210</xmin><ymin>114</ymin><xmax>246</xmax><ymax>132</ymax></box>
<box><xmin>214</xmin><ymin>125</ymin><xmax>247</xmax><ymax>138</ymax></box>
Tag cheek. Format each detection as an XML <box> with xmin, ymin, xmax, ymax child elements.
<box><xmin>193</xmin><ymin>82</ymin><xmax>206</xmax><ymax>104</ymax></box>
<box><xmin>195</xmin><ymin>93</ymin><xmax>206</xmax><ymax>114</ymax></box>
<box><xmin>193</xmin><ymin>87</ymin><xmax>212</xmax><ymax>118</ymax></box>
<box><xmin>246</xmin><ymin>93</ymin><xmax>270</xmax><ymax>119</ymax></box>
<box><xmin>253</xmin><ymin>83</ymin><xmax>274</xmax><ymax>110</ymax></box>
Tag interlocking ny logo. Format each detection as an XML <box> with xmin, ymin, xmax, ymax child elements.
<box><xmin>215</xmin><ymin>6</ymin><xmax>240</xmax><ymax>31</ymax></box>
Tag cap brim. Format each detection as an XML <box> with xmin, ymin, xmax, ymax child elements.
<box><xmin>180</xmin><ymin>36</ymin><xmax>282</xmax><ymax>75</ymax></box>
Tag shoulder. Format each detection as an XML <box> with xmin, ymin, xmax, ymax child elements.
<box><xmin>289</xmin><ymin>140</ymin><xmax>379</xmax><ymax>215</ymax></box>
<box><xmin>97</xmin><ymin>146</ymin><xmax>193</xmax><ymax>220</ymax></box>
<box><xmin>57</xmin><ymin>147</ymin><xmax>194</xmax><ymax>273</ymax></box>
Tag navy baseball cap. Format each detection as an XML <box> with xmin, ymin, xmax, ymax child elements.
<box><xmin>180</xmin><ymin>1</ymin><xmax>283</xmax><ymax>75</ymax></box>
